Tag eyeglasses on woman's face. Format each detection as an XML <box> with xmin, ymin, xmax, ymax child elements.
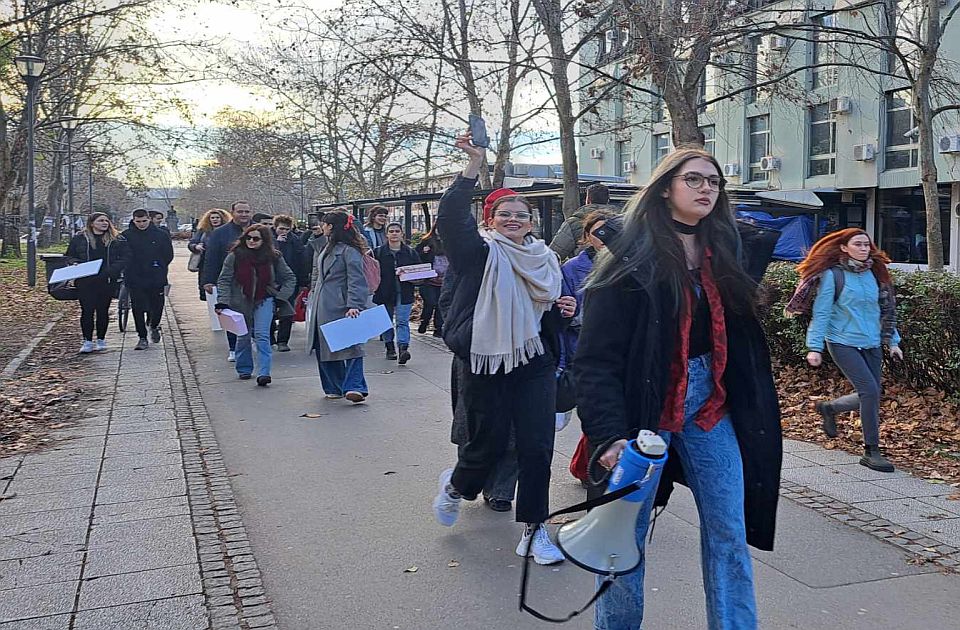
<box><xmin>494</xmin><ymin>210</ymin><xmax>532</xmax><ymax>222</ymax></box>
<box><xmin>673</xmin><ymin>172</ymin><xmax>724</xmax><ymax>192</ymax></box>
<box><xmin>245</xmin><ymin>235</ymin><xmax>262</xmax><ymax>242</ymax></box>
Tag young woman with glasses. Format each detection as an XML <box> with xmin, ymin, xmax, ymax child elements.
<box><xmin>215</xmin><ymin>224</ymin><xmax>296</xmax><ymax>386</ymax></box>
<box><xmin>430</xmin><ymin>132</ymin><xmax>577</xmax><ymax>566</ymax></box>
<box><xmin>575</xmin><ymin>147</ymin><xmax>782</xmax><ymax>629</ymax></box>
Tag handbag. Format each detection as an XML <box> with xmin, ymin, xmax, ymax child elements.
<box><xmin>48</xmin><ymin>279</ymin><xmax>78</xmax><ymax>301</ymax></box>
<box><xmin>187</xmin><ymin>251</ymin><xmax>202</xmax><ymax>273</ymax></box>
<box><xmin>555</xmin><ymin>368</ymin><xmax>577</xmax><ymax>413</ymax></box>
<box><xmin>293</xmin><ymin>288</ymin><xmax>309</xmax><ymax>322</ymax></box>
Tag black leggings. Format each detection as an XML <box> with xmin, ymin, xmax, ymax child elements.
<box><xmin>419</xmin><ymin>285</ymin><xmax>444</xmax><ymax>330</ymax></box>
<box><xmin>78</xmin><ymin>281</ymin><xmax>114</xmax><ymax>341</ymax></box>
<box><xmin>130</xmin><ymin>285</ymin><xmax>165</xmax><ymax>339</ymax></box>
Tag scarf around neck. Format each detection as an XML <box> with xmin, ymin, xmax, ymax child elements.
<box><xmin>235</xmin><ymin>255</ymin><xmax>273</xmax><ymax>304</ymax></box>
<box><xmin>470</xmin><ymin>230</ymin><xmax>562</xmax><ymax>375</ymax></box>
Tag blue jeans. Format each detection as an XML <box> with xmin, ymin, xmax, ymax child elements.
<box><xmin>595</xmin><ymin>354</ymin><xmax>756</xmax><ymax>630</ymax></box>
<box><xmin>381</xmin><ymin>298</ymin><xmax>412</xmax><ymax>345</ymax></box>
<box><xmin>235</xmin><ymin>298</ymin><xmax>273</xmax><ymax>377</ymax></box>
<box><xmin>316</xmin><ymin>357</ymin><xmax>368</xmax><ymax>396</ymax></box>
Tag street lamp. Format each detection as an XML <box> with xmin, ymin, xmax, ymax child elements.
<box><xmin>60</xmin><ymin>118</ymin><xmax>79</xmax><ymax>241</ymax></box>
<box><xmin>15</xmin><ymin>54</ymin><xmax>46</xmax><ymax>287</ymax></box>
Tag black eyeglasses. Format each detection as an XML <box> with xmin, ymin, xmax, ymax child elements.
<box><xmin>674</xmin><ymin>173</ymin><xmax>725</xmax><ymax>192</ymax></box>
<box><xmin>245</xmin><ymin>235</ymin><xmax>262</xmax><ymax>242</ymax></box>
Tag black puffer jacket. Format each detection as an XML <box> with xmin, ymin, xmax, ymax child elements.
<box><xmin>372</xmin><ymin>243</ymin><xmax>420</xmax><ymax>306</ymax></box>
<box><xmin>65</xmin><ymin>233</ymin><xmax>128</xmax><ymax>288</ymax></box>
<box><xmin>436</xmin><ymin>174</ymin><xmax>566</xmax><ymax>364</ymax></box>
<box><xmin>121</xmin><ymin>223</ymin><xmax>174</xmax><ymax>289</ymax></box>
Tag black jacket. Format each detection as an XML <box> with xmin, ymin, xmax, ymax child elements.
<box><xmin>121</xmin><ymin>223</ymin><xmax>174</xmax><ymax>289</ymax></box>
<box><xmin>65</xmin><ymin>233</ymin><xmax>128</xmax><ymax>288</ymax></box>
<box><xmin>436</xmin><ymin>174</ymin><xmax>566</xmax><ymax>364</ymax></box>
<box><xmin>275</xmin><ymin>234</ymin><xmax>310</xmax><ymax>294</ymax></box>
<box><xmin>372</xmin><ymin>243</ymin><xmax>421</xmax><ymax>306</ymax></box>
<box><xmin>201</xmin><ymin>222</ymin><xmax>246</xmax><ymax>287</ymax></box>
<box><xmin>574</xmin><ymin>222</ymin><xmax>783</xmax><ymax>551</ymax></box>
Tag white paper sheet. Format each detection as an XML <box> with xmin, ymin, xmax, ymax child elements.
<box><xmin>319</xmin><ymin>304</ymin><xmax>392</xmax><ymax>352</ymax></box>
<box><xmin>206</xmin><ymin>287</ymin><xmax>223</xmax><ymax>331</ymax></box>
<box><xmin>217</xmin><ymin>309</ymin><xmax>248</xmax><ymax>336</ymax></box>
<box><xmin>49</xmin><ymin>259</ymin><xmax>102</xmax><ymax>283</ymax></box>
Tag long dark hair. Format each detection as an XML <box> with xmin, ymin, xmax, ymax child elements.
<box><xmin>230</xmin><ymin>224</ymin><xmax>278</xmax><ymax>262</ymax></box>
<box><xmin>587</xmin><ymin>147</ymin><xmax>756</xmax><ymax>315</ymax></box>
<box><xmin>324</xmin><ymin>210</ymin><xmax>368</xmax><ymax>253</ymax></box>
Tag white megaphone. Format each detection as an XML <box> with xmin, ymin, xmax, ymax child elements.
<box><xmin>555</xmin><ymin>430</ymin><xmax>668</xmax><ymax>576</ymax></box>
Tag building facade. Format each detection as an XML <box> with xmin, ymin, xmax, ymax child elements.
<box><xmin>578</xmin><ymin>0</ymin><xmax>960</xmax><ymax>271</ymax></box>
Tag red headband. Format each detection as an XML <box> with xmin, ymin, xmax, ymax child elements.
<box><xmin>345</xmin><ymin>215</ymin><xmax>355</xmax><ymax>229</ymax></box>
<box><xmin>482</xmin><ymin>188</ymin><xmax>519</xmax><ymax>223</ymax></box>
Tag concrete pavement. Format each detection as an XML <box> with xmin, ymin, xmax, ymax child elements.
<box><xmin>164</xmin><ymin>249</ymin><xmax>959</xmax><ymax>630</ymax></box>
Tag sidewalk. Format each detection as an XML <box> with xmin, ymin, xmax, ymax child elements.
<box><xmin>0</xmin><ymin>303</ymin><xmax>276</xmax><ymax>629</ymax></box>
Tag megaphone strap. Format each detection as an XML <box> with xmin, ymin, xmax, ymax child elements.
<box><xmin>518</xmin><ymin>481</ymin><xmax>642</xmax><ymax>623</ymax></box>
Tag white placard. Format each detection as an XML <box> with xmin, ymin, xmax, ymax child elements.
<box><xmin>49</xmin><ymin>259</ymin><xmax>102</xmax><ymax>283</ymax></box>
<box><xmin>319</xmin><ymin>304</ymin><xmax>392</xmax><ymax>352</ymax></box>
<box><xmin>217</xmin><ymin>309</ymin><xmax>248</xmax><ymax>336</ymax></box>
<box><xmin>206</xmin><ymin>287</ymin><xmax>222</xmax><ymax>331</ymax></box>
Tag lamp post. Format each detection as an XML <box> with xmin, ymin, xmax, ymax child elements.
<box><xmin>15</xmin><ymin>54</ymin><xmax>46</xmax><ymax>287</ymax></box>
<box><xmin>60</xmin><ymin>118</ymin><xmax>79</xmax><ymax>241</ymax></box>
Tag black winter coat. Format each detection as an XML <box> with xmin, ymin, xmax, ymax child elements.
<box><xmin>121</xmin><ymin>223</ymin><xmax>174</xmax><ymax>289</ymax></box>
<box><xmin>201</xmin><ymin>222</ymin><xmax>246</xmax><ymax>287</ymax></box>
<box><xmin>436</xmin><ymin>174</ymin><xmax>566</xmax><ymax>364</ymax></box>
<box><xmin>65</xmin><ymin>233</ymin><xmax>128</xmax><ymax>288</ymax></box>
<box><xmin>275</xmin><ymin>235</ymin><xmax>310</xmax><ymax>295</ymax></box>
<box><xmin>574</xmin><ymin>222</ymin><xmax>783</xmax><ymax>551</ymax></box>
<box><xmin>372</xmin><ymin>244</ymin><xmax>420</xmax><ymax>306</ymax></box>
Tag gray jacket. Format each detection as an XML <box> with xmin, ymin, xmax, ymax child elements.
<box><xmin>306</xmin><ymin>243</ymin><xmax>371</xmax><ymax>361</ymax></box>
<box><xmin>216</xmin><ymin>252</ymin><xmax>296</xmax><ymax>325</ymax></box>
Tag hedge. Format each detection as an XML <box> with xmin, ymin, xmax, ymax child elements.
<box><xmin>756</xmin><ymin>262</ymin><xmax>960</xmax><ymax>393</ymax></box>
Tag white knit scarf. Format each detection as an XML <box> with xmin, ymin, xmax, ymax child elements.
<box><xmin>470</xmin><ymin>230</ymin><xmax>562</xmax><ymax>375</ymax></box>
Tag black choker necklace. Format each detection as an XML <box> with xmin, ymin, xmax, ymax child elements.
<box><xmin>672</xmin><ymin>219</ymin><xmax>700</xmax><ymax>235</ymax></box>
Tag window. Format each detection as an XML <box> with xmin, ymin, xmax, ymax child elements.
<box><xmin>701</xmin><ymin>125</ymin><xmax>716</xmax><ymax>156</ymax></box>
<box><xmin>811</xmin><ymin>14</ymin><xmax>838</xmax><ymax>89</ymax></box>
<box><xmin>653</xmin><ymin>133</ymin><xmax>671</xmax><ymax>165</ymax></box>
<box><xmin>878</xmin><ymin>187</ymin><xmax>951</xmax><ymax>264</ymax></box>
<box><xmin>651</xmin><ymin>97</ymin><xmax>666</xmax><ymax>123</ymax></box>
<box><xmin>744</xmin><ymin>36</ymin><xmax>761</xmax><ymax>104</ymax></box>
<box><xmin>748</xmin><ymin>115</ymin><xmax>770</xmax><ymax>182</ymax></box>
<box><xmin>885</xmin><ymin>89</ymin><xmax>918</xmax><ymax>169</ymax></box>
<box><xmin>808</xmin><ymin>103</ymin><xmax>836</xmax><ymax>176</ymax></box>
<box><xmin>616</xmin><ymin>140</ymin><xmax>632</xmax><ymax>177</ymax></box>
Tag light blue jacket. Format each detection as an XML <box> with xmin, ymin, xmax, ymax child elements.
<box><xmin>806</xmin><ymin>268</ymin><xmax>900</xmax><ymax>352</ymax></box>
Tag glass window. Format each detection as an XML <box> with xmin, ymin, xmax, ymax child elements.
<box><xmin>748</xmin><ymin>115</ymin><xmax>770</xmax><ymax>182</ymax></box>
<box><xmin>878</xmin><ymin>187</ymin><xmax>951</xmax><ymax>264</ymax></box>
<box><xmin>812</xmin><ymin>15</ymin><xmax>837</xmax><ymax>89</ymax></box>
<box><xmin>744</xmin><ymin>36</ymin><xmax>760</xmax><ymax>104</ymax></box>
<box><xmin>701</xmin><ymin>125</ymin><xmax>716</xmax><ymax>156</ymax></box>
<box><xmin>808</xmin><ymin>103</ymin><xmax>836</xmax><ymax>176</ymax></box>
<box><xmin>654</xmin><ymin>133</ymin><xmax>671</xmax><ymax>165</ymax></box>
<box><xmin>616</xmin><ymin>140</ymin><xmax>632</xmax><ymax>176</ymax></box>
<box><xmin>885</xmin><ymin>89</ymin><xmax>918</xmax><ymax>170</ymax></box>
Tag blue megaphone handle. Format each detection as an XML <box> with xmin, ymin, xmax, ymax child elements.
<box><xmin>606</xmin><ymin>431</ymin><xmax>668</xmax><ymax>503</ymax></box>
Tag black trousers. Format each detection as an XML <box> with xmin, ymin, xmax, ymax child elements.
<box><xmin>419</xmin><ymin>285</ymin><xmax>444</xmax><ymax>330</ymax></box>
<box><xmin>270</xmin><ymin>316</ymin><xmax>293</xmax><ymax>345</ymax></box>
<box><xmin>130</xmin><ymin>285</ymin><xmax>165</xmax><ymax>339</ymax></box>
<box><xmin>450</xmin><ymin>353</ymin><xmax>556</xmax><ymax>523</ymax></box>
<box><xmin>78</xmin><ymin>280</ymin><xmax>114</xmax><ymax>341</ymax></box>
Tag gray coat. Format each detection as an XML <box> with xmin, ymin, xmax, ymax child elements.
<box><xmin>216</xmin><ymin>252</ymin><xmax>296</xmax><ymax>327</ymax></box>
<box><xmin>306</xmin><ymin>243</ymin><xmax>371</xmax><ymax>361</ymax></box>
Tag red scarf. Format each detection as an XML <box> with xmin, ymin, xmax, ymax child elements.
<box><xmin>659</xmin><ymin>249</ymin><xmax>728</xmax><ymax>433</ymax></box>
<box><xmin>234</xmin><ymin>255</ymin><xmax>272</xmax><ymax>303</ymax></box>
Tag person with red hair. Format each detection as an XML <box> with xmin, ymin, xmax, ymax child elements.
<box><xmin>788</xmin><ymin>228</ymin><xmax>903</xmax><ymax>472</ymax></box>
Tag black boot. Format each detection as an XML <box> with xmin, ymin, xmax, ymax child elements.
<box><xmin>398</xmin><ymin>343</ymin><xmax>411</xmax><ymax>365</ymax></box>
<box><xmin>860</xmin><ymin>445</ymin><xmax>895</xmax><ymax>473</ymax></box>
<box><xmin>417</xmin><ymin>320</ymin><xmax>429</xmax><ymax>334</ymax></box>
<box><xmin>815</xmin><ymin>401</ymin><xmax>838</xmax><ymax>438</ymax></box>
<box><xmin>385</xmin><ymin>342</ymin><xmax>397</xmax><ymax>360</ymax></box>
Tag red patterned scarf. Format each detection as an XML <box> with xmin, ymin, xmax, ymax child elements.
<box><xmin>234</xmin><ymin>255</ymin><xmax>272</xmax><ymax>304</ymax></box>
<box><xmin>659</xmin><ymin>249</ymin><xmax>728</xmax><ymax>433</ymax></box>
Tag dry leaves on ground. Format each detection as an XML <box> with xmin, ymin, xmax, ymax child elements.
<box><xmin>0</xmin><ymin>264</ymin><xmax>76</xmax><ymax>365</ymax></box>
<box><xmin>776</xmin><ymin>361</ymin><xmax>960</xmax><ymax>485</ymax></box>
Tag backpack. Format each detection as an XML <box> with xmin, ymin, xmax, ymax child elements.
<box><xmin>362</xmin><ymin>252</ymin><xmax>381</xmax><ymax>293</ymax></box>
<box><xmin>785</xmin><ymin>266</ymin><xmax>844</xmax><ymax>323</ymax></box>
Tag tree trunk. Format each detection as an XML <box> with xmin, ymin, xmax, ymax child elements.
<box><xmin>41</xmin><ymin>148</ymin><xmax>65</xmax><ymax>248</ymax></box>
<box><xmin>915</xmin><ymin>5</ymin><xmax>944</xmax><ymax>270</ymax></box>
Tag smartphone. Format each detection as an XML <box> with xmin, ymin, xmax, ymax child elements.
<box><xmin>468</xmin><ymin>113</ymin><xmax>490</xmax><ymax>148</ymax></box>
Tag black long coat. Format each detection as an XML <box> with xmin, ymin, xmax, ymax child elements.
<box><xmin>574</xmin><ymin>223</ymin><xmax>782</xmax><ymax>551</ymax></box>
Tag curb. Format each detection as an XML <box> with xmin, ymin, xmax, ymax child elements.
<box><xmin>162</xmin><ymin>302</ymin><xmax>279</xmax><ymax>629</ymax></box>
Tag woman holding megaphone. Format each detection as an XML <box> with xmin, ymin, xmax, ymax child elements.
<box><xmin>574</xmin><ymin>147</ymin><xmax>782</xmax><ymax>630</ymax></box>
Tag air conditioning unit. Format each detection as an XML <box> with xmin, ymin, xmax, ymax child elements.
<box><xmin>759</xmin><ymin>156</ymin><xmax>781</xmax><ymax>171</ymax></box>
<box><xmin>829</xmin><ymin>96</ymin><xmax>852</xmax><ymax>114</ymax></box>
<box><xmin>590</xmin><ymin>147</ymin><xmax>604</xmax><ymax>159</ymax></box>
<box><xmin>853</xmin><ymin>143</ymin><xmax>876</xmax><ymax>161</ymax></box>
<box><xmin>622</xmin><ymin>160</ymin><xmax>637</xmax><ymax>173</ymax></box>
<box><xmin>939</xmin><ymin>134</ymin><xmax>960</xmax><ymax>153</ymax></box>
<box><xmin>722</xmin><ymin>163</ymin><xmax>741</xmax><ymax>177</ymax></box>
<box><xmin>765</xmin><ymin>35</ymin><xmax>788</xmax><ymax>51</ymax></box>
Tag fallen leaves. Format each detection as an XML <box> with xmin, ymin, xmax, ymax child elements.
<box><xmin>299</xmin><ymin>413</ymin><xmax>325</xmax><ymax>418</ymax></box>
<box><xmin>403</xmin><ymin>565</ymin><xmax>418</xmax><ymax>573</ymax></box>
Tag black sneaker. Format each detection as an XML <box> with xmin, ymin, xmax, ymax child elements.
<box><xmin>238</xmin><ymin>374</ymin><xmax>252</xmax><ymax>380</ymax></box>
<box><xmin>483</xmin><ymin>496</ymin><xmax>512</xmax><ymax>512</ymax></box>
<box><xmin>861</xmin><ymin>446</ymin><xmax>895</xmax><ymax>472</ymax></box>
<box><xmin>134</xmin><ymin>338</ymin><xmax>149</xmax><ymax>350</ymax></box>
<box><xmin>150</xmin><ymin>327</ymin><xmax>161</xmax><ymax>343</ymax></box>
<box><xmin>257</xmin><ymin>375</ymin><xmax>271</xmax><ymax>387</ymax></box>
<box><xmin>276</xmin><ymin>342</ymin><xmax>290</xmax><ymax>352</ymax></box>
<box><xmin>417</xmin><ymin>321</ymin><xmax>429</xmax><ymax>334</ymax></box>
<box><xmin>815</xmin><ymin>401</ymin><xmax>838</xmax><ymax>438</ymax></box>
<box><xmin>398</xmin><ymin>344</ymin><xmax>410</xmax><ymax>365</ymax></box>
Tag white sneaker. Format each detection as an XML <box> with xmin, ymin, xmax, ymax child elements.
<box><xmin>432</xmin><ymin>468</ymin><xmax>461</xmax><ymax>527</ymax></box>
<box><xmin>96</xmin><ymin>340</ymin><xmax>107</xmax><ymax>351</ymax></box>
<box><xmin>228</xmin><ymin>351</ymin><xmax>236</xmax><ymax>362</ymax></box>
<box><xmin>79</xmin><ymin>341</ymin><xmax>95</xmax><ymax>354</ymax></box>
<box><xmin>516</xmin><ymin>524</ymin><xmax>565</xmax><ymax>565</ymax></box>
